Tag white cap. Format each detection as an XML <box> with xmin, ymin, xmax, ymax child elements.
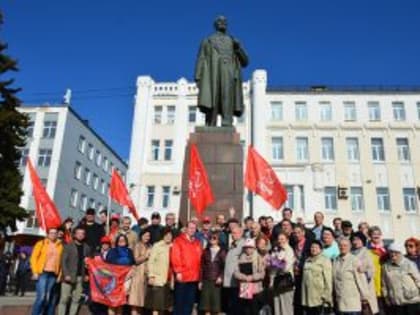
<box><xmin>388</xmin><ymin>242</ymin><xmax>404</xmax><ymax>253</ymax></box>
<box><xmin>243</xmin><ymin>238</ymin><xmax>256</xmax><ymax>248</ymax></box>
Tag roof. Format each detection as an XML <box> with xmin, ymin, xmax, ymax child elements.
<box><xmin>266</xmin><ymin>85</ymin><xmax>420</xmax><ymax>94</ymax></box>
<box><xmin>20</xmin><ymin>103</ymin><xmax>128</xmax><ymax>168</ymax></box>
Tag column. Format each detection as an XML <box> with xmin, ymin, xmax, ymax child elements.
<box><xmin>127</xmin><ymin>76</ymin><xmax>154</xmax><ymax>211</ymax></box>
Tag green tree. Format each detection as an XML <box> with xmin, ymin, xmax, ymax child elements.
<box><xmin>0</xmin><ymin>10</ymin><xmax>29</xmax><ymax>231</ymax></box>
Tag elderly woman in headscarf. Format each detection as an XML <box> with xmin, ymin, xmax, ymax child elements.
<box><xmin>404</xmin><ymin>237</ymin><xmax>420</xmax><ymax>271</ymax></box>
<box><xmin>351</xmin><ymin>231</ymin><xmax>379</xmax><ymax>314</ymax></box>
<box><xmin>381</xmin><ymin>242</ymin><xmax>420</xmax><ymax>315</ymax></box>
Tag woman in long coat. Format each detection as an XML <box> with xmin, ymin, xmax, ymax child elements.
<box><xmin>128</xmin><ymin>230</ymin><xmax>152</xmax><ymax>315</ymax></box>
<box><xmin>351</xmin><ymin>232</ymin><xmax>379</xmax><ymax>314</ymax></box>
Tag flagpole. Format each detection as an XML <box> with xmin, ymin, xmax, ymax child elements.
<box><xmin>106</xmin><ymin>194</ymin><xmax>111</xmax><ymax>235</ymax></box>
<box><xmin>187</xmin><ymin>198</ymin><xmax>191</xmax><ymax>222</ymax></box>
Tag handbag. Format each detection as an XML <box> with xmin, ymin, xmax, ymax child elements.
<box><xmin>361</xmin><ymin>301</ymin><xmax>373</xmax><ymax>315</ymax></box>
<box><xmin>239</xmin><ymin>282</ymin><xmax>257</xmax><ymax>299</ymax></box>
<box><xmin>273</xmin><ymin>272</ymin><xmax>294</xmax><ymax>294</ymax></box>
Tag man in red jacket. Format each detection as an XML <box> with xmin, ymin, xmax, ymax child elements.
<box><xmin>170</xmin><ymin>221</ymin><xmax>202</xmax><ymax>315</ymax></box>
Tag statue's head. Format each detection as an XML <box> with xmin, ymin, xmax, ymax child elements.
<box><xmin>214</xmin><ymin>15</ymin><xmax>228</xmax><ymax>32</ymax></box>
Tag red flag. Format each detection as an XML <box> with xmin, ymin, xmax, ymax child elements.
<box><xmin>86</xmin><ymin>256</ymin><xmax>132</xmax><ymax>307</ymax></box>
<box><xmin>109</xmin><ymin>169</ymin><xmax>139</xmax><ymax>220</ymax></box>
<box><xmin>244</xmin><ymin>146</ymin><xmax>287</xmax><ymax>209</ymax></box>
<box><xmin>188</xmin><ymin>144</ymin><xmax>214</xmax><ymax>216</ymax></box>
<box><xmin>26</xmin><ymin>159</ymin><xmax>62</xmax><ymax>230</ymax></box>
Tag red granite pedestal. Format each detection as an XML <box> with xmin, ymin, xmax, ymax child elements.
<box><xmin>179</xmin><ymin>127</ymin><xmax>244</xmax><ymax>224</ymax></box>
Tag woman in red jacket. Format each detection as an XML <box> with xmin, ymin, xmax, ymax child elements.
<box><xmin>170</xmin><ymin>221</ymin><xmax>203</xmax><ymax>315</ymax></box>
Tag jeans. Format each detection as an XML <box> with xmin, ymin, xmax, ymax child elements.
<box><xmin>173</xmin><ymin>282</ymin><xmax>198</xmax><ymax>315</ymax></box>
<box><xmin>58</xmin><ymin>277</ymin><xmax>84</xmax><ymax>315</ymax></box>
<box><xmin>31</xmin><ymin>272</ymin><xmax>57</xmax><ymax>315</ymax></box>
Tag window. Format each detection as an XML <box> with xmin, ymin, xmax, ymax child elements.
<box><xmin>344</xmin><ymin>102</ymin><xmax>356</xmax><ymax>121</ymax></box>
<box><xmin>392</xmin><ymin>102</ymin><xmax>406</xmax><ymax>121</ymax></box>
<box><xmin>321</xmin><ymin>137</ymin><xmax>334</xmax><ymax>161</ymax></box>
<box><xmin>93</xmin><ymin>174</ymin><xmax>99</xmax><ymax>190</ymax></box>
<box><xmin>146</xmin><ymin>186</ymin><xmax>155</xmax><ymax>208</ymax></box>
<box><xmin>151</xmin><ymin>140</ymin><xmax>160</xmax><ymax>161</ymax></box>
<box><xmin>37</xmin><ymin>149</ymin><xmax>52</xmax><ymax>167</ymax></box>
<box><xmin>78</xmin><ymin>136</ymin><xmax>86</xmax><ymax>153</ymax></box>
<box><xmin>74</xmin><ymin>161</ymin><xmax>82</xmax><ymax>180</ymax></box>
<box><xmin>162</xmin><ymin>186</ymin><xmax>170</xmax><ymax>208</ymax></box>
<box><xmin>19</xmin><ymin>148</ymin><xmax>29</xmax><ymax>167</ymax></box>
<box><xmin>324</xmin><ymin>187</ymin><xmax>337</xmax><ymax>211</ymax></box>
<box><xmin>376</xmin><ymin>187</ymin><xmax>390</xmax><ymax>211</ymax></box>
<box><xmin>417</xmin><ymin>102</ymin><xmax>420</xmax><ymax>120</ymax></box>
<box><xmin>271</xmin><ymin>102</ymin><xmax>283</xmax><ymax>121</ymax></box>
<box><xmin>40</xmin><ymin>178</ymin><xmax>48</xmax><ymax>187</ymax></box>
<box><xmin>396</xmin><ymin>138</ymin><xmax>410</xmax><ymax>161</ymax></box>
<box><xmin>164</xmin><ymin>140</ymin><xmax>173</xmax><ymax>161</ymax></box>
<box><xmin>89</xmin><ymin>198</ymin><xmax>95</xmax><ymax>209</ymax></box>
<box><xmin>167</xmin><ymin>105</ymin><xmax>175</xmax><ymax>124</ymax></box>
<box><xmin>80</xmin><ymin>194</ymin><xmax>87</xmax><ymax>211</ymax></box>
<box><xmin>26</xmin><ymin>211</ymin><xmax>39</xmax><ymax>228</ymax></box>
<box><xmin>285</xmin><ymin>186</ymin><xmax>294</xmax><ymax>209</ymax></box>
<box><xmin>27</xmin><ymin>121</ymin><xmax>35</xmax><ymax>138</ymax></box>
<box><xmin>154</xmin><ymin>106</ymin><xmax>162</xmax><ymax>124</ymax></box>
<box><xmin>371</xmin><ymin>138</ymin><xmax>385</xmax><ymax>161</ymax></box>
<box><xmin>272</xmin><ymin>137</ymin><xmax>284</xmax><ymax>160</ymax></box>
<box><xmin>296</xmin><ymin>137</ymin><xmax>309</xmax><ymax>161</ymax></box>
<box><xmin>101</xmin><ymin>179</ymin><xmax>106</xmax><ymax>194</ymax></box>
<box><xmin>88</xmin><ymin>144</ymin><xmax>94</xmax><ymax>160</ymax></box>
<box><xmin>109</xmin><ymin>162</ymin><xmax>113</xmax><ymax>174</ymax></box>
<box><xmin>295</xmin><ymin>102</ymin><xmax>308</xmax><ymax>121</ymax></box>
<box><xmin>320</xmin><ymin>102</ymin><xmax>332</xmax><ymax>121</ymax></box>
<box><xmin>84</xmin><ymin>168</ymin><xmax>91</xmax><ymax>186</ymax></box>
<box><xmin>42</xmin><ymin>121</ymin><xmax>57</xmax><ymax>139</ymax></box>
<box><xmin>96</xmin><ymin>151</ymin><xmax>102</xmax><ymax>166</ymax></box>
<box><xmin>368</xmin><ymin>102</ymin><xmax>381</xmax><ymax>121</ymax></box>
<box><xmin>346</xmin><ymin>138</ymin><xmax>360</xmax><ymax>161</ymax></box>
<box><xmin>188</xmin><ymin>106</ymin><xmax>196</xmax><ymax>123</ymax></box>
<box><xmin>103</xmin><ymin>157</ymin><xmax>109</xmax><ymax>172</ymax></box>
<box><xmin>70</xmin><ymin>189</ymin><xmax>78</xmax><ymax>208</ymax></box>
<box><xmin>403</xmin><ymin>188</ymin><xmax>417</xmax><ymax>212</ymax></box>
<box><xmin>350</xmin><ymin>187</ymin><xmax>364</xmax><ymax>212</ymax></box>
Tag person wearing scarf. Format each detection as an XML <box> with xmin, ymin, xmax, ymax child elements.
<box><xmin>106</xmin><ymin>234</ymin><xmax>135</xmax><ymax>315</ymax></box>
<box><xmin>351</xmin><ymin>232</ymin><xmax>379</xmax><ymax>314</ymax></box>
<box><xmin>404</xmin><ymin>237</ymin><xmax>420</xmax><ymax>271</ymax></box>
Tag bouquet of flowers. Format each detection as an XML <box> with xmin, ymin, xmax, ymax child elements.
<box><xmin>267</xmin><ymin>248</ymin><xmax>287</xmax><ymax>272</ymax></box>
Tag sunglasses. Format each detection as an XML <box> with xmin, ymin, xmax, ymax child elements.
<box><xmin>405</xmin><ymin>244</ymin><xmax>416</xmax><ymax>248</ymax></box>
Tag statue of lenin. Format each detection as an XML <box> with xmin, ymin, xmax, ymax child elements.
<box><xmin>194</xmin><ymin>16</ymin><xmax>249</xmax><ymax>127</ymax></box>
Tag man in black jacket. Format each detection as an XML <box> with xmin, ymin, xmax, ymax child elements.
<box><xmin>58</xmin><ymin>227</ymin><xmax>91</xmax><ymax>315</ymax></box>
<box><xmin>79</xmin><ymin>208</ymin><xmax>104</xmax><ymax>254</ymax></box>
<box><xmin>145</xmin><ymin>212</ymin><xmax>164</xmax><ymax>244</ymax></box>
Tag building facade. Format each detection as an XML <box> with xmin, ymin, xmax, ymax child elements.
<box><xmin>128</xmin><ymin>70</ymin><xmax>420</xmax><ymax>241</ymax></box>
<box><xmin>17</xmin><ymin>105</ymin><xmax>127</xmax><ymax>235</ymax></box>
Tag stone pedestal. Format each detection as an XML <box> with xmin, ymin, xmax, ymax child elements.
<box><xmin>179</xmin><ymin>127</ymin><xmax>243</xmax><ymax>224</ymax></box>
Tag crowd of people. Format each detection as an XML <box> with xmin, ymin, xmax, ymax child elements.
<box><xmin>3</xmin><ymin>207</ymin><xmax>420</xmax><ymax>315</ymax></box>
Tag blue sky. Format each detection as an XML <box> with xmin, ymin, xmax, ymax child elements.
<box><xmin>2</xmin><ymin>1</ymin><xmax>420</xmax><ymax>160</ymax></box>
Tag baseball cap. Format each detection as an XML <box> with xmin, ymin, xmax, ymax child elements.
<box><xmin>151</xmin><ymin>212</ymin><xmax>161</xmax><ymax>219</ymax></box>
<box><xmin>388</xmin><ymin>242</ymin><xmax>404</xmax><ymax>253</ymax></box>
<box><xmin>202</xmin><ymin>216</ymin><xmax>211</xmax><ymax>223</ymax></box>
<box><xmin>243</xmin><ymin>238</ymin><xmax>256</xmax><ymax>248</ymax></box>
<box><xmin>86</xmin><ymin>208</ymin><xmax>95</xmax><ymax>215</ymax></box>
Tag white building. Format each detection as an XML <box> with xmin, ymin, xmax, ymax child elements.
<box><xmin>17</xmin><ymin>105</ymin><xmax>127</xmax><ymax>235</ymax></box>
<box><xmin>128</xmin><ymin>70</ymin><xmax>420</xmax><ymax>241</ymax></box>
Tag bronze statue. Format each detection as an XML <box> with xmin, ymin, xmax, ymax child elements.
<box><xmin>195</xmin><ymin>16</ymin><xmax>249</xmax><ymax>127</ymax></box>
